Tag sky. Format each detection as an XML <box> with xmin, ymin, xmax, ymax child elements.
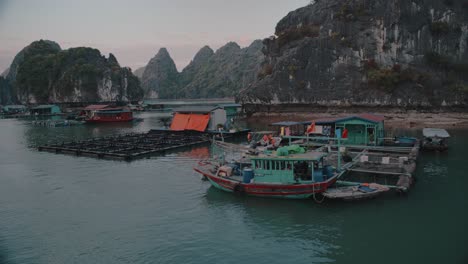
<box><xmin>0</xmin><ymin>0</ymin><xmax>308</xmax><ymax>73</ymax></box>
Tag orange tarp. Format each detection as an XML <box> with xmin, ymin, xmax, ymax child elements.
<box><xmin>186</xmin><ymin>114</ymin><xmax>210</xmax><ymax>132</ymax></box>
<box><xmin>170</xmin><ymin>113</ymin><xmax>210</xmax><ymax>132</ymax></box>
<box><xmin>170</xmin><ymin>113</ymin><xmax>191</xmax><ymax>131</ymax></box>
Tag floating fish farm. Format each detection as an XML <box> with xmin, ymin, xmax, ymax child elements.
<box><xmin>38</xmin><ymin>130</ymin><xmax>212</xmax><ymax>161</ymax></box>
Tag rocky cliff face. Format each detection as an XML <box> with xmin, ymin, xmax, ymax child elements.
<box><xmin>1</xmin><ymin>40</ymin><xmax>144</xmax><ymax>104</ymax></box>
<box><xmin>240</xmin><ymin>0</ymin><xmax>468</xmax><ymax>107</ymax></box>
<box><xmin>140</xmin><ymin>41</ymin><xmax>264</xmax><ymax>99</ymax></box>
<box><xmin>141</xmin><ymin>48</ymin><xmax>179</xmax><ymax>98</ymax></box>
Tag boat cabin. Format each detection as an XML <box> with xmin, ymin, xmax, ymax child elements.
<box><xmin>249</xmin><ymin>151</ymin><xmax>333</xmax><ymax>184</ymax></box>
<box><xmin>170</xmin><ymin>106</ymin><xmax>227</xmax><ymax>132</ymax></box>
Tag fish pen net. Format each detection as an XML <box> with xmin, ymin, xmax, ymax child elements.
<box><xmin>210</xmin><ymin>140</ymin><xmax>251</xmax><ymax>167</ymax></box>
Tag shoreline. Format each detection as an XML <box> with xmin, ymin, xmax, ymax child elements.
<box><xmin>244</xmin><ymin>111</ymin><xmax>468</xmax><ymax>129</ymax></box>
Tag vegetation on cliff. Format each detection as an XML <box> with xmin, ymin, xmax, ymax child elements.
<box><xmin>2</xmin><ymin>40</ymin><xmax>143</xmax><ymax>104</ymax></box>
<box><xmin>240</xmin><ymin>0</ymin><xmax>468</xmax><ymax>107</ymax></box>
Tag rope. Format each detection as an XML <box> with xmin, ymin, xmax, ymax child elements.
<box><xmin>312</xmin><ymin>183</ymin><xmax>325</xmax><ymax>204</ymax></box>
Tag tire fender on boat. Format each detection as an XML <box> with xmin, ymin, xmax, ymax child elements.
<box><xmin>233</xmin><ymin>184</ymin><xmax>245</xmax><ymax>194</ymax></box>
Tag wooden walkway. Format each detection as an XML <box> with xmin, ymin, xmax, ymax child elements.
<box><xmin>38</xmin><ymin>130</ymin><xmax>212</xmax><ymax>161</ymax></box>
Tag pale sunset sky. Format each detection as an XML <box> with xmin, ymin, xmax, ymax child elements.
<box><xmin>0</xmin><ymin>0</ymin><xmax>308</xmax><ymax>73</ymax></box>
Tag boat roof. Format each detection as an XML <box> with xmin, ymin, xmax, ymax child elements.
<box><xmin>252</xmin><ymin>151</ymin><xmax>327</xmax><ymax>161</ymax></box>
<box><xmin>84</xmin><ymin>104</ymin><xmax>110</xmax><ymax>110</ymax></box>
<box><xmin>250</xmin><ymin>131</ymin><xmax>276</xmax><ymax>134</ymax></box>
<box><xmin>96</xmin><ymin>107</ymin><xmax>130</xmax><ymax>112</ymax></box>
<box><xmin>270</xmin><ymin>121</ymin><xmax>303</xmax><ymax>126</ymax></box>
<box><xmin>422</xmin><ymin>128</ymin><xmax>450</xmax><ymax>138</ymax></box>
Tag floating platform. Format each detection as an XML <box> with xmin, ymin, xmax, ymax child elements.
<box><xmin>38</xmin><ymin>130</ymin><xmax>213</xmax><ymax>161</ymax></box>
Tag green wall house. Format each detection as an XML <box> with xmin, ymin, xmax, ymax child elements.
<box><xmin>30</xmin><ymin>105</ymin><xmax>61</xmax><ymax>115</ymax></box>
<box><xmin>218</xmin><ymin>103</ymin><xmax>241</xmax><ymax>119</ymax></box>
<box><xmin>334</xmin><ymin>114</ymin><xmax>385</xmax><ymax>146</ymax></box>
<box><xmin>307</xmin><ymin>114</ymin><xmax>385</xmax><ymax>146</ymax></box>
<box><xmin>2</xmin><ymin>105</ymin><xmax>27</xmax><ymax>114</ymax></box>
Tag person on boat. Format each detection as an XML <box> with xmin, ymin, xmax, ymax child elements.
<box><xmin>261</xmin><ymin>134</ymin><xmax>269</xmax><ymax>146</ymax></box>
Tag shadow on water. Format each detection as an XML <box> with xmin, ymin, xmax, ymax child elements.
<box><xmin>0</xmin><ymin>238</ymin><xmax>12</xmax><ymax>264</ymax></box>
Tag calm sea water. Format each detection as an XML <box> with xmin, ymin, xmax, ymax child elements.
<box><xmin>0</xmin><ymin>113</ymin><xmax>467</xmax><ymax>264</ymax></box>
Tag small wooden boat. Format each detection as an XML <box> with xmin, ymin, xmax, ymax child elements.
<box><xmin>323</xmin><ymin>183</ymin><xmax>390</xmax><ymax>201</ymax></box>
<box><xmin>194</xmin><ymin>149</ymin><xmax>343</xmax><ymax>199</ymax></box>
<box><xmin>421</xmin><ymin>128</ymin><xmax>449</xmax><ymax>151</ymax></box>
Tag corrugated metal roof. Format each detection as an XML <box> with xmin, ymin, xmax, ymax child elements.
<box><xmin>4</xmin><ymin>105</ymin><xmax>27</xmax><ymax>109</ymax></box>
<box><xmin>423</xmin><ymin>128</ymin><xmax>450</xmax><ymax>138</ymax></box>
<box><xmin>174</xmin><ymin>106</ymin><xmax>222</xmax><ymax>114</ymax></box>
<box><xmin>218</xmin><ymin>103</ymin><xmax>241</xmax><ymax>108</ymax></box>
<box><xmin>270</xmin><ymin>121</ymin><xmax>303</xmax><ymax>126</ymax></box>
<box><xmin>31</xmin><ymin>105</ymin><xmax>58</xmax><ymax>109</ymax></box>
<box><xmin>304</xmin><ymin>113</ymin><xmax>385</xmax><ymax>125</ymax></box>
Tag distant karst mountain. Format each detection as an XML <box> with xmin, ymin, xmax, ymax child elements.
<box><xmin>239</xmin><ymin>0</ymin><xmax>468</xmax><ymax>107</ymax></box>
<box><xmin>141</xmin><ymin>48</ymin><xmax>180</xmax><ymax>99</ymax></box>
<box><xmin>133</xmin><ymin>66</ymin><xmax>146</xmax><ymax>79</ymax></box>
<box><xmin>0</xmin><ymin>40</ymin><xmax>144</xmax><ymax>104</ymax></box>
<box><xmin>140</xmin><ymin>40</ymin><xmax>264</xmax><ymax>99</ymax></box>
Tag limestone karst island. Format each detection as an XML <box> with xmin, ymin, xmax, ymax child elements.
<box><xmin>0</xmin><ymin>0</ymin><xmax>467</xmax><ymax>263</ymax></box>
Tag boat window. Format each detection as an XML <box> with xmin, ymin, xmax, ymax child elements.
<box><xmin>293</xmin><ymin>161</ymin><xmax>311</xmax><ymax>181</ymax></box>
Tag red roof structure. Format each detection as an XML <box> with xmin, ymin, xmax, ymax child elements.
<box><xmin>170</xmin><ymin>113</ymin><xmax>210</xmax><ymax>132</ymax></box>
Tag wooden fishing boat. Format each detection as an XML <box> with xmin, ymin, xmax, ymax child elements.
<box><xmin>421</xmin><ymin>128</ymin><xmax>449</xmax><ymax>151</ymax></box>
<box><xmin>194</xmin><ymin>150</ymin><xmax>343</xmax><ymax>199</ymax></box>
<box><xmin>323</xmin><ymin>183</ymin><xmax>390</xmax><ymax>201</ymax></box>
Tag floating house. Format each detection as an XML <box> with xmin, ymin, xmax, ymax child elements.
<box><xmin>30</xmin><ymin>105</ymin><xmax>61</xmax><ymax>116</ymax></box>
<box><xmin>83</xmin><ymin>105</ymin><xmax>134</xmax><ymax>123</ymax></box>
<box><xmin>218</xmin><ymin>103</ymin><xmax>241</xmax><ymax>119</ymax></box>
<box><xmin>170</xmin><ymin>106</ymin><xmax>227</xmax><ymax>132</ymax></box>
<box><xmin>2</xmin><ymin>105</ymin><xmax>28</xmax><ymax>114</ymax></box>
<box><xmin>305</xmin><ymin>114</ymin><xmax>385</xmax><ymax>146</ymax></box>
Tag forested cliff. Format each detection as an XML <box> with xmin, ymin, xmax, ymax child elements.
<box><xmin>0</xmin><ymin>40</ymin><xmax>143</xmax><ymax>104</ymax></box>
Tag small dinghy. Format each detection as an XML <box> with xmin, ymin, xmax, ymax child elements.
<box><xmin>323</xmin><ymin>183</ymin><xmax>390</xmax><ymax>201</ymax></box>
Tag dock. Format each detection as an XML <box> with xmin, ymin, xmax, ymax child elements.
<box><xmin>38</xmin><ymin>130</ymin><xmax>212</xmax><ymax>161</ymax></box>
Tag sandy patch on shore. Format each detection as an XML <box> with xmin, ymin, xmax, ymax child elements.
<box><xmin>247</xmin><ymin>111</ymin><xmax>468</xmax><ymax>129</ymax></box>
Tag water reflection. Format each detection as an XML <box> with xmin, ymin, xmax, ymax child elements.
<box><xmin>204</xmin><ymin>187</ymin><xmax>342</xmax><ymax>263</ymax></box>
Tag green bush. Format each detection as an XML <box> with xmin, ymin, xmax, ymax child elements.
<box><xmin>277</xmin><ymin>25</ymin><xmax>320</xmax><ymax>48</ymax></box>
<box><xmin>257</xmin><ymin>64</ymin><xmax>273</xmax><ymax>79</ymax></box>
